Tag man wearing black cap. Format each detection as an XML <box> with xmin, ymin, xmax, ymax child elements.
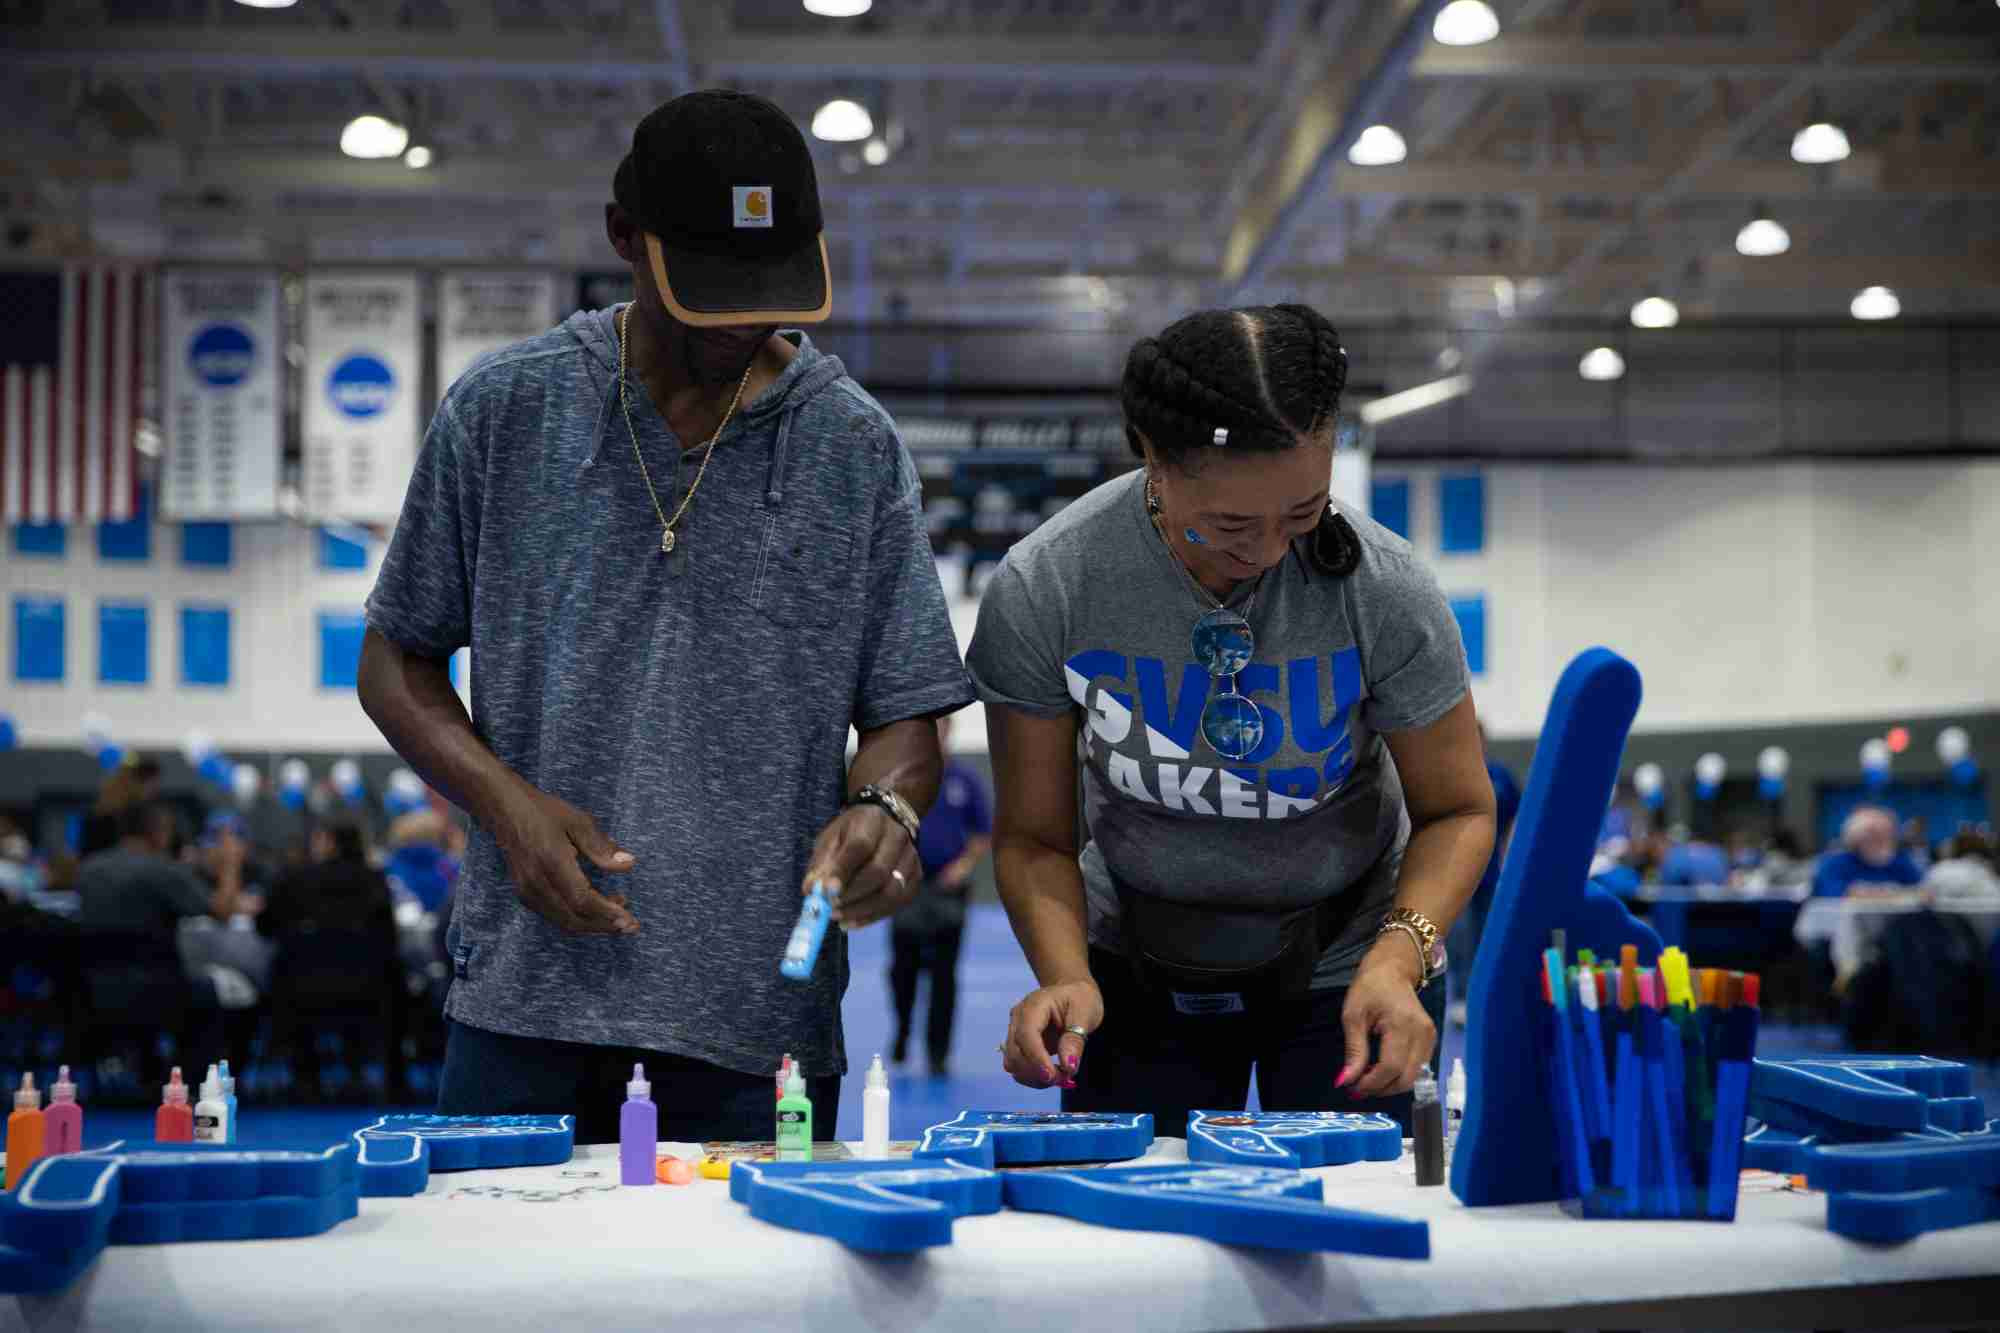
<box><xmin>359</xmin><ymin>91</ymin><xmax>973</xmax><ymax>1142</ymax></box>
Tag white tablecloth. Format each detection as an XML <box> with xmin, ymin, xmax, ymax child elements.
<box><xmin>7</xmin><ymin>1138</ymin><xmax>1997</xmax><ymax>1332</ymax></box>
<box><xmin>1794</xmin><ymin>896</ymin><xmax>2000</xmax><ymax>983</ymax></box>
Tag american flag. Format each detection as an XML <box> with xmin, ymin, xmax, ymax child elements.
<box><xmin>0</xmin><ymin>267</ymin><xmax>149</xmax><ymax>525</ymax></box>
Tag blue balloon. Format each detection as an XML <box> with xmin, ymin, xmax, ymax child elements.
<box><xmin>0</xmin><ymin>714</ymin><xmax>15</xmax><ymax>751</ymax></box>
<box><xmin>1758</xmin><ymin>775</ymin><xmax>1785</xmax><ymax>801</ymax></box>
<box><xmin>1641</xmin><ymin>788</ymin><xmax>1665</xmax><ymax>812</ymax></box>
<box><xmin>1862</xmin><ymin>763</ymin><xmax>1891</xmax><ymax>792</ymax></box>
<box><xmin>199</xmin><ymin>753</ymin><xmax>235</xmax><ymax>787</ymax></box>
<box><xmin>279</xmin><ymin>788</ymin><xmax>307</xmax><ymax>812</ymax></box>
<box><xmin>1950</xmin><ymin>757</ymin><xmax>1979</xmax><ymax>788</ymax></box>
<box><xmin>1694</xmin><ymin>779</ymin><xmax>1719</xmax><ymax>802</ymax></box>
<box><xmin>96</xmin><ymin>744</ymin><xmax>124</xmax><ymax>772</ymax></box>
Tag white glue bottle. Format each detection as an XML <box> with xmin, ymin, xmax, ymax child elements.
<box><xmin>1444</xmin><ymin>1058</ymin><xmax>1467</xmax><ymax>1174</ymax></box>
<box><xmin>193</xmin><ymin>1064</ymin><xmax>230</xmax><ymax>1144</ymax></box>
<box><xmin>861</xmin><ymin>1054</ymin><xmax>891</xmax><ymax>1159</ymax></box>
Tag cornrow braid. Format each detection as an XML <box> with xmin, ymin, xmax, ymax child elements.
<box><xmin>1120</xmin><ymin>304</ymin><xmax>1349</xmax><ymax>468</ymax></box>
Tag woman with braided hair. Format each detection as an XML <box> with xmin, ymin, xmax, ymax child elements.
<box><xmin>967</xmin><ymin>304</ymin><xmax>1495</xmax><ymax>1135</ymax></box>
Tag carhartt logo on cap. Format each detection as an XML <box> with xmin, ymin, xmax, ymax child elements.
<box><xmin>733</xmin><ymin>186</ymin><xmax>773</xmax><ymax>229</ymax></box>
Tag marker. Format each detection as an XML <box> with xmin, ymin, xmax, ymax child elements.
<box><xmin>1637</xmin><ymin>974</ymin><xmax>1681</xmax><ymax>1216</ymax></box>
<box><xmin>1707</xmin><ymin>972</ymin><xmax>1760</xmax><ymax>1219</ymax></box>
<box><xmin>1610</xmin><ymin>955</ymin><xmax>1640</xmax><ymax>1215</ymax></box>
<box><xmin>1544</xmin><ymin>949</ymin><xmax>1593</xmax><ymax>1198</ymax></box>
<box><xmin>1574</xmin><ymin>967</ymin><xmax>1613</xmax><ymax>1184</ymax></box>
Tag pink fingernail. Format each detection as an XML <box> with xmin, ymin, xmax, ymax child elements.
<box><xmin>1334</xmin><ymin>1068</ymin><xmax>1352</xmax><ymax>1089</ymax></box>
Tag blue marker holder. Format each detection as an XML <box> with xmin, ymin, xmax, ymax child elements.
<box><xmin>1450</xmin><ymin>648</ymin><xmax>1667</xmax><ymax>1210</ymax></box>
<box><xmin>914</xmin><ymin>1111</ymin><xmax>1153</xmax><ymax>1170</ymax></box>
<box><xmin>1001</xmin><ymin>1164</ymin><xmax>1429</xmax><ymax>1258</ymax></box>
<box><xmin>1186</xmin><ymin>1111</ymin><xmax>1402</xmax><ymax>1169</ymax></box>
<box><xmin>1744</xmin><ymin>1054</ymin><xmax>1997</xmax><ymax>1243</ymax></box>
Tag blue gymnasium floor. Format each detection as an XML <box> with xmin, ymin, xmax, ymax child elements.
<box><xmin>73</xmin><ymin>904</ymin><xmax>1999</xmax><ymax>1149</ymax></box>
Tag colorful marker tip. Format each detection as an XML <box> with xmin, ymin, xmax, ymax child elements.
<box><xmin>1741</xmin><ymin>973</ymin><xmax>1762</xmax><ymax>1008</ymax></box>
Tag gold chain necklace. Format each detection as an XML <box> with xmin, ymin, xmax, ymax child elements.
<box><xmin>618</xmin><ymin>305</ymin><xmax>753</xmax><ymax>555</ymax></box>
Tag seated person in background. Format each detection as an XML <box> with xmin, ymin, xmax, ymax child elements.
<box><xmin>1812</xmin><ymin>806</ymin><xmax>1924</xmax><ymax>899</ymax></box>
<box><xmin>259</xmin><ymin>819</ymin><xmax>397</xmax><ymax>949</ymax></box>
<box><xmin>1658</xmin><ymin>832</ymin><xmax>1729</xmax><ymax>888</ymax></box>
<box><xmin>194</xmin><ymin>812</ymin><xmax>267</xmax><ymax>916</ymax></box>
<box><xmin>77</xmin><ymin>756</ymin><xmax>163</xmax><ymax>860</ymax></box>
<box><xmin>383</xmin><ymin>808</ymin><xmax>455</xmax><ymax>912</ymax></box>
<box><xmin>0</xmin><ymin>818</ymin><xmax>37</xmax><ymax>903</ymax></box>
<box><xmin>77</xmin><ymin>801</ymin><xmax>244</xmax><ymax>931</ymax></box>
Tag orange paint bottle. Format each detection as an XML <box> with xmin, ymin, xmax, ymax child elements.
<box><xmin>4</xmin><ymin>1072</ymin><xmax>46</xmax><ymax>1192</ymax></box>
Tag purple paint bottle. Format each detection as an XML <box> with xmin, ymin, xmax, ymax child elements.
<box><xmin>620</xmin><ymin>1063</ymin><xmax>657</xmax><ymax>1186</ymax></box>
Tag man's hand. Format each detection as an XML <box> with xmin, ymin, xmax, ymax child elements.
<box><xmin>803</xmin><ymin>805</ymin><xmax>920</xmax><ymax>930</ymax></box>
<box><xmin>490</xmin><ymin>786</ymin><xmax>639</xmax><ymax>935</ymax></box>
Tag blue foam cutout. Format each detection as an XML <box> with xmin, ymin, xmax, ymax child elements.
<box><xmin>1825</xmin><ymin>1184</ymin><xmax>2000</xmax><ymax>1244</ymax></box>
<box><xmin>1186</xmin><ymin>1111</ymin><xmax>1402</xmax><ymax>1169</ymax></box>
<box><xmin>1749</xmin><ymin>1057</ymin><xmax>1947</xmax><ymax>1131</ymax></box>
<box><xmin>1742</xmin><ymin>1123</ymin><xmax>1813</xmax><ymax>1175</ymax></box>
<box><xmin>358</xmin><ymin>1115</ymin><xmax>574</xmax><ymax>1171</ymax></box>
<box><xmin>1804</xmin><ymin>1120</ymin><xmax>2000</xmax><ymax>1195</ymax></box>
<box><xmin>914</xmin><ymin>1111</ymin><xmax>1153</xmax><ymax>1170</ymax></box>
<box><xmin>1452</xmin><ymin>648</ymin><xmax>1657</xmax><ymax>1207</ymax></box>
<box><xmin>109</xmin><ymin>1188</ymin><xmax>358</xmax><ymax>1245</ymax></box>
<box><xmin>0</xmin><ymin>1156</ymin><xmax>121</xmax><ymax>1294</ymax></box>
<box><xmin>77</xmin><ymin>1140</ymin><xmax>357</xmax><ymax>1204</ymax></box>
<box><xmin>1928</xmin><ymin>1096</ymin><xmax>1987</xmax><ymax>1133</ymax></box>
<box><xmin>1002</xmin><ymin>1164</ymin><xmax>1430</xmax><ymax>1258</ymax></box>
<box><xmin>730</xmin><ymin>1160</ymin><xmax>1002</xmax><ymax>1253</ymax></box>
<box><xmin>352</xmin><ymin>1129</ymin><xmax>433</xmax><ymax>1197</ymax></box>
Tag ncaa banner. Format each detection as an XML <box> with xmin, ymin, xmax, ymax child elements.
<box><xmin>436</xmin><ymin>271</ymin><xmax>558</xmax><ymax>404</ymax></box>
<box><xmin>161</xmin><ymin>269</ymin><xmax>282</xmax><ymax>518</ymax></box>
<box><xmin>303</xmin><ymin>271</ymin><xmax>421</xmax><ymax>524</ymax></box>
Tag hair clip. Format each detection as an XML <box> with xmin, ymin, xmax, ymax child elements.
<box><xmin>1211</xmin><ymin>427</ymin><xmax>1229</xmax><ymax>446</ymax></box>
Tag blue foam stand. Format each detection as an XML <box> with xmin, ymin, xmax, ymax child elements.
<box><xmin>1001</xmin><ymin>1165</ymin><xmax>1430</xmax><ymax>1258</ymax></box>
<box><xmin>1450</xmin><ymin>647</ymin><xmax>1662</xmax><ymax>1208</ymax></box>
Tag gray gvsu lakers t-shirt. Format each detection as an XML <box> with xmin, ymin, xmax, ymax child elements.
<box><xmin>967</xmin><ymin>467</ymin><xmax>1468</xmax><ymax>988</ymax></box>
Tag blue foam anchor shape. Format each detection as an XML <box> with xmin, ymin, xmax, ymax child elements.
<box><xmin>356</xmin><ymin>1114</ymin><xmax>574</xmax><ymax>1171</ymax></box>
<box><xmin>1749</xmin><ymin>1056</ymin><xmax>1972</xmax><ymax>1132</ymax></box>
<box><xmin>1826</xmin><ymin>1183</ymin><xmax>2000</xmax><ymax>1244</ymax></box>
<box><xmin>0</xmin><ymin>1155</ymin><xmax>121</xmax><ymax>1294</ymax></box>
<box><xmin>914</xmin><ymin>1111</ymin><xmax>1153</xmax><ymax>1170</ymax></box>
<box><xmin>1001</xmin><ymin>1164</ymin><xmax>1430</xmax><ymax>1258</ymax></box>
<box><xmin>730</xmin><ymin>1159</ymin><xmax>1003</xmax><ymax>1252</ymax></box>
<box><xmin>1186</xmin><ymin>1111</ymin><xmax>1402</xmax><ymax>1169</ymax></box>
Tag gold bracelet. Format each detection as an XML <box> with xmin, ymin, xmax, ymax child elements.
<box><xmin>1378</xmin><ymin>908</ymin><xmax>1444</xmax><ymax>988</ymax></box>
<box><xmin>1378</xmin><ymin>920</ymin><xmax>1428</xmax><ymax>981</ymax></box>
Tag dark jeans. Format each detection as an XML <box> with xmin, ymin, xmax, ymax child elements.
<box><xmin>890</xmin><ymin>889</ymin><xmax>966</xmax><ymax>1068</ymax></box>
<box><xmin>1062</xmin><ymin>947</ymin><xmax>1446</xmax><ymax>1138</ymax></box>
<box><xmin>436</xmin><ymin>1020</ymin><xmax>841</xmax><ymax>1146</ymax></box>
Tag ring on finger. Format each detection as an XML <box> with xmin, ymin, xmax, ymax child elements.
<box><xmin>1063</xmin><ymin>1025</ymin><xmax>1088</xmax><ymax>1038</ymax></box>
<box><xmin>891</xmin><ymin>869</ymin><xmax>907</xmax><ymax>888</ymax></box>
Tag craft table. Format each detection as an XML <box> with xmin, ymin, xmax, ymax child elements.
<box><xmin>6</xmin><ymin>1136</ymin><xmax>1995</xmax><ymax>1332</ymax></box>
<box><xmin>1794</xmin><ymin>895</ymin><xmax>2000</xmax><ymax>985</ymax></box>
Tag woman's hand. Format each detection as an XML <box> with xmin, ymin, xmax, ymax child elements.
<box><xmin>1337</xmin><ymin>937</ymin><xmax>1436</xmax><ymax>1099</ymax></box>
<box><xmin>1001</xmin><ymin>979</ymin><xmax>1103</xmax><ymax>1090</ymax></box>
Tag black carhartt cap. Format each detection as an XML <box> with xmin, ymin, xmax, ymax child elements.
<box><xmin>613</xmin><ymin>89</ymin><xmax>831</xmax><ymax>326</ymax></box>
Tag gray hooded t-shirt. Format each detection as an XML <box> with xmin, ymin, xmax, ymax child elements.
<box><xmin>966</xmin><ymin>467</ymin><xmax>1468</xmax><ymax>988</ymax></box>
<box><xmin>366</xmin><ymin>309</ymin><xmax>973</xmax><ymax>1077</ymax></box>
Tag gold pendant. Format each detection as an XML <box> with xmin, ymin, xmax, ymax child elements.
<box><xmin>660</xmin><ymin>528</ymin><xmax>676</xmax><ymax>554</ymax></box>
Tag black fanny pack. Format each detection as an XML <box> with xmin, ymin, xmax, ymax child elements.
<box><xmin>1113</xmin><ymin>876</ymin><xmax>1364</xmax><ymax>1014</ymax></box>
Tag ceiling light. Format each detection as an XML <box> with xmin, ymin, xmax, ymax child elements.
<box><xmin>1432</xmin><ymin>0</ymin><xmax>1500</xmax><ymax>46</ymax></box>
<box><xmin>1850</xmin><ymin>285</ymin><xmax>1900</xmax><ymax>321</ymax></box>
<box><xmin>1578</xmin><ymin>347</ymin><xmax>1626</xmax><ymax>382</ymax></box>
<box><xmin>403</xmin><ymin>144</ymin><xmax>432</xmax><ymax>169</ymax></box>
<box><xmin>1359</xmin><ymin>374</ymin><xmax>1471</xmax><ymax>426</ymax></box>
<box><xmin>340</xmin><ymin>114</ymin><xmax>409</xmax><ymax>160</ymax></box>
<box><xmin>862</xmin><ymin>138</ymin><xmax>889</xmax><ymax>167</ymax></box>
<box><xmin>811</xmin><ymin>99</ymin><xmax>874</xmax><ymax>143</ymax></box>
<box><xmin>1734</xmin><ymin>217</ymin><xmax>1789</xmax><ymax>257</ymax></box>
<box><xmin>1347</xmin><ymin>125</ymin><xmax>1407</xmax><ymax>167</ymax></box>
<box><xmin>802</xmin><ymin>0</ymin><xmax>872</xmax><ymax>14</ymax></box>
<box><xmin>1790</xmin><ymin>121</ymin><xmax>1850</xmax><ymax>165</ymax></box>
<box><xmin>1630</xmin><ymin>296</ymin><xmax>1679</xmax><ymax>329</ymax></box>
<box><xmin>233</xmin><ymin>0</ymin><xmax>299</xmax><ymax>7</ymax></box>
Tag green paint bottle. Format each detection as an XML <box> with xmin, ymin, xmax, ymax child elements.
<box><xmin>776</xmin><ymin>1066</ymin><xmax>812</xmax><ymax>1162</ymax></box>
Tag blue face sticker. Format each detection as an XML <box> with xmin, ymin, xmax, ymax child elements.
<box><xmin>1184</xmin><ymin>527</ymin><xmax>1208</xmax><ymax>545</ymax></box>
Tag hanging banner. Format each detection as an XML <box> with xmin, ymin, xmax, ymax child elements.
<box><xmin>436</xmin><ymin>271</ymin><xmax>558</xmax><ymax>402</ymax></box>
<box><xmin>302</xmin><ymin>271</ymin><xmax>421</xmax><ymax>524</ymax></box>
<box><xmin>160</xmin><ymin>269</ymin><xmax>282</xmax><ymax>519</ymax></box>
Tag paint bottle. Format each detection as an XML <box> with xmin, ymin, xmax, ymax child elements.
<box><xmin>775</xmin><ymin>1066</ymin><xmax>812</xmax><ymax>1162</ymax></box>
<box><xmin>620</xmin><ymin>1063</ymin><xmax>657</xmax><ymax>1187</ymax></box>
<box><xmin>155</xmin><ymin>1067</ymin><xmax>194</xmax><ymax>1143</ymax></box>
<box><xmin>4</xmin><ymin>1073</ymin><xmax>46</xmax><ymax>1191</ymax></box>
<box><xmin>1444</xmin><ymin>1058</ymin><xmax>1467</xmax><ymax>1174</ymax></box>
<box><xmin>194</xmin><ymin>1064</ymin><xmax>229</xmax><ymax>1144</ymax></box>
<box><xmin>44</xmin><ymin>1065</ymin><xmax>82</xmax><ymax>1157</ymax></box>
<box><xmin>1412</xmin><ymin>1071</ymin><xmax>1445</xmax><ymax>1187</ymax></box>
<box><xmin>218</xmin><ymin>1060</ymin><xmax>239</xmax><ymax>1144</ymax></box>
<box><xmin>861</xmin><ymin>1054</ymin><xmax>891</xmax><ymax>1159</ymax></box>
<box><xmin>779</xmin><ymin>883</ymin><xmax>837</xmax><ymax>982</ymax></box>
<box><xmin>774</xmin><ymin>1053</ymin><xmax>793</xmax><ymax>1104</ymax></box>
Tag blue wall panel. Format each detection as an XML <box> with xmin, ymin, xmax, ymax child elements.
<box><xmin>97</xmin><ymin>601</ymin><xmax>149</xmax><ymax>685</ymax></box>
<box><xmin>12</xmin><ymin>523</ymin><xmax>66</xmax><ymax>558</ymax></box>
<box><xmin>319</xmin><ymin>611</ymin><xmax>366</xmax><ymax>689</ymax></box>
<box><xmin>1450</xmin><ymin>594</ymin><xmax>1487</xmax><ymax>677</ymax></box>
<box><xmin>319</xmin><ymin>529</ymin><xmax>369</xmax><ymax>571</ymax></box>
<box><xmin>180</xmin><ymin>522</ymin><xmax>233</xmax><ymax>568</ymax></box>
<box><xmin>181</xmin><ymin>604</ymin><xmax>231</xmax><ymax>687</ymax></box>
<box><xmin>1369</xmin><ymin>479</ymin><xmax>1410</xmax><ymax>541</ymax></box>
<box><xmin>1439</xmin><ymin>473</ymin><xmax>1486</xmax><ymax>554</ymax></box>
<box><xmin>12</xmin><ymin>596</ymin><xmax>65</xmax><ymax>682</ymax></box>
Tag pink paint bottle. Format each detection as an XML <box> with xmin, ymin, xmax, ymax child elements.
<box><xmin>44</xmin><ymin>1065</ymin><xmax>82</xmax><ymax>1156</ymax></box>
<box><xmin>619</xmin><ymin>1063</ymin><xmax>656</xmax><ymax>1187</ymax></box>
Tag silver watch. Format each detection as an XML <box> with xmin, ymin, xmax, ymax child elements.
<box><xmin>847</xmin><ymin>784</ymin><xmax>919</xmax><ymax>844</ymax></box>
